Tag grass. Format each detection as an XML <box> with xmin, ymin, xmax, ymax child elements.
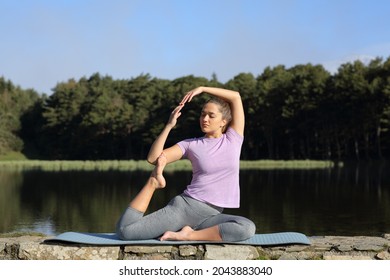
<box><xmin>0</xmin><ymin>159</ymin><xmax>338</xmax><ymax>171</ymax></box>
<box><xmin>240</xmin><ymin>160</ymin><xmax>339</xmax><ymax>169</ymax></box>
<box><xmin>0</xmin><ymin>160</ymin><xmax>153</xmax><ymax>172</ymax></box>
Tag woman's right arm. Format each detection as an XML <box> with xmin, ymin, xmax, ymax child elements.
<box><xmin>146</xmin><ymin>104</ymin><xmax>184</xmax><ymax>165</ymax></box>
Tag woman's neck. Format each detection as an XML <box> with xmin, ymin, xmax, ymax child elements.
<box><xmin>205</xmin><ymin>132</ymin><xmax>223</xmax><ymax>138</ymax></box>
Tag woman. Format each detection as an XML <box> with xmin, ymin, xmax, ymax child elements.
<box><xmin>116</xmin><ymin>86</ymin><xmax>256</xmax><ymax>242</ymax></box>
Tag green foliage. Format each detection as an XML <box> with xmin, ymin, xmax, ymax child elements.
<box><xmin>0</xmin><ymin>77</ymin><xmax>40</xmax><ymax>155</ymax></box>
<box><xmin>0</xmin><ymin>151</ymin><xmax>26</xmax><ymax>161</ymax></box>
<box><xmin>1</xmin><ymin>56</ymin><xmax>390</xmax><ymax>160</ymax></box>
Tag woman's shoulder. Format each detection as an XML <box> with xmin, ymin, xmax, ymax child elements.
<box><xmin>177</xmin><ymin>136</ymin><xmax>200</xmax><ymax>148</ymax></box>
<box><xmin>226</xmin><ymin>127</ymin><xmax>244</xmax><ymax>140</ymax></box>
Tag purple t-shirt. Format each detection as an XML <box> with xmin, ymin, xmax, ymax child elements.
<box><xmin>177</xmin><ymin>127</ymin><xmax>243</xmax><ymax>208</ymax></box>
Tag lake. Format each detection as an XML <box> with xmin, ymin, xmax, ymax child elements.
<box><xmin>1</xmin><ymin>161</ymin><xmax>389</xmax><ymax>237</ymax></box>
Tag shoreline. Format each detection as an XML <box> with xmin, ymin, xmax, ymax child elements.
<box><xmin>0</xmin><ymin>159</ymin><xmax>338</xmax><ymax>172</ymax></box>
<box><xmin>1</xmin><ymin>233</ymin><xmax>389</xmax><ymax>260</ymax></box>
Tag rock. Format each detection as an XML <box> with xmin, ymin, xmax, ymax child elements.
<box><xmin>123</xmin><ymin>253</ymin><xmax>171</xmax><ymax>260</ymax></box>
<box><xmin>308</xmin><ymin>236</ymin><xmax>335</xmax><ymax>251</ymax></box>
<box><xmin>179</xmin><ymin>245</ymin><xmax>198</xmax><ymax>257</ymax></box>
<box><xmin>0</xmin><ymin>242</ymin><xmax>5</xmax><ymax>255</ymax></box>
<box><xmin>1</xmin><ymin>233</ymin><xmax>390</xmax><ymax>260</ymax></box>
<box><xmin>124</xmin><ymin>245</ymin><xmax>172</xmax><ymax>254</ymax></box>
<box><xmin>323</xmin><ymin>255</ymin><xmax>372</xmax><ymax>260</ymax></box>
<box><xmin>122</xmin><ymin>245</ymin><xmax>174</xmax><ymax>260</ymax></box>
<box><xmin>312</xmin><ymin>245</ymin><xmax>333</xmax><ymax>252</ymax></box>
<box><xmin>278</xmin><ymin>254</ymin><xmax>297</xmax><ymax>260</ymax></box>
<box><xmin>205</xmin><ymin>245</ymin><xmax>259</xmax><ymax>260</ymax></box>
<box><xmin>18</xmin><ymin>242</ymin><xmax>120</xmax><ymax>260</ymax></box>
<box><xmin>376</xmin><ymin>251</ymin><xmax>390</xmax><ymax>260</ymax></box>
<box><xmin>297</xmin><ymin>251</ymin><xmax>323</xmax><ymax>260</ymax></box>
<box><xmin>336</xmin><ymin>245</ymin><xmax>353</xmax><ymax>252</ymax></box>
<box><xmin>323</xmin><ymin>251</ymin><xmax>374</xmax><ymax>260</ymax></box>
<box><xmin>354</xmin><ymin>244</ymin><xmax>384</xmax><ymax>252</ymax></box>
<box><xmin>285</xmin><ymin>245</ymin><xmax>308</xmax><ymax>252</ymax></box>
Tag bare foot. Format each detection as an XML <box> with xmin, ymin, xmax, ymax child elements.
<box><xmin>151</xmin><ymin>153</ymin><xmax>167</xmax><ymax>189</ymax></box>
<box><xmin>160</xmin><ymin>226</ymin><xmax>194</xmax><ymax>241</ymax></box>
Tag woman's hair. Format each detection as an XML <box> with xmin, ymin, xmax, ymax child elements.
<box><xmin>205</xmin><ymin>97</ymin><xmax>232</xmax><ymax>132</ymax></box>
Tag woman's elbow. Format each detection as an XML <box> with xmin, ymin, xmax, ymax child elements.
<box><xmin>146</xmin><ymin>156</ymin><xmax>156</xmax><ymax>165</ymax></box>
<box><xmin>232</xmin><ymin>91</ymin><xmax>241</xmax><ymax>100</ymax></box>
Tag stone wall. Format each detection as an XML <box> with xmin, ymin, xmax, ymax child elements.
<box><xmin>1</xmin><ymin>234</ymin><xmax>390</xmax><ymax>260</ymax></box>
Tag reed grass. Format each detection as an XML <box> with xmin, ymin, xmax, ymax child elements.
<box><xmin>239</xmin><ymin>160</ymin><xmax>339</xmax><ymax>169</ymax></box>
<box><xmin>0</xmin><ymin>159</ymin><xmax>338</xmax><ymax>171</ymax></box>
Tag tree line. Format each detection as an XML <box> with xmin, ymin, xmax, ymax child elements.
<box><xmin>1</xmin><ymin>57</ymin><xmax>390</xmax><ymax>161</ymax></box>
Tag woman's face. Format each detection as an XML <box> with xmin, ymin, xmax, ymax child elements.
<box><xmin>199</xmin><ymin>102</ymin><xmax>227</xmax><ymax>136</ymax></box>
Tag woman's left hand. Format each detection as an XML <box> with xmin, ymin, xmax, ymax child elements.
<box><xmin>180</xmin><ymin>87</ymin><xmax>204</xmax><ymax>105</ymax></box>
<box><xmin>167</xmin><ymin>104</ymin><xmax>184</xmax><ymax>128</ymax></box>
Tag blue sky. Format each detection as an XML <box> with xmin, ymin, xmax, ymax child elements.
<box><xmin>1</xmin><ymin>0</ymin><xmax>390</xmax><ymax>94</ymax></box>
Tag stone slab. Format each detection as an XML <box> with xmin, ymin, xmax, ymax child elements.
<box><xmin>205</xmin><ymin>245</ymin><xmax>259</xmax><ymax>260</ymax></box>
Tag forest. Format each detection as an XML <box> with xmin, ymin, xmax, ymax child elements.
<box><xmin>1</xmin><ymin>57</ymin><xmax>390</xmax><ymax>161</ymax></box>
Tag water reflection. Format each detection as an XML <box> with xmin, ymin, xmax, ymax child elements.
<box><xmin>0</xmin><ymin>161</ymin><xmax>389</xmax><ymax>236</ymax></box>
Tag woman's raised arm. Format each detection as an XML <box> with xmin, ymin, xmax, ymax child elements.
<box><xmin>181</xmin><ymin>87</ymin><xmax>245</xmax><ymax>136</ymax></box>
<box><xmin>146</xmin><ymin>104</ymin><xmax>184</xmax><ymax>165</ymax></box>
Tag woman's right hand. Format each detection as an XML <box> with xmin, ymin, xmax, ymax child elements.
<box><xmin>167</xmin><ymin>104</ymin><xmax>184</xmax><ymax>128</ymax></box>
<box><xmin>180</xmin><ymin>87</ymin><xmax>204</xmax><ymax>104</ymax></box>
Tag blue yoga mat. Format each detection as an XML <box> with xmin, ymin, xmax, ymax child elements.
<box><xmin>46</xmin><ymin>232</ymin><xmax>310</xmax><ymax>246</ymax></box>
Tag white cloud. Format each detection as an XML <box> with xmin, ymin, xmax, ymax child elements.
<box><xmin>322</xmin><ymin>54</ymin><xmax>376</xmax><ymax>74</ymax></box>
<box><xmin>321</xmin><ymin>43</ymin><xmax>390</xmax><ymax>73</ymax></box>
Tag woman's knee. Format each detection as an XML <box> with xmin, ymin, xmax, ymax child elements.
<box><xmin>220</xmin><ymin>218</ymin><xmax>256</xmax><ymax>242</ymax></box>
<box><xmin>245</xmin><ymin>219</ymin><xmax>256</xmax><ymax>238</ymax></box>
<box><xmin>115</xmin><ymin>224</ymin><xmax>125</xmax><ymax>240</ymax></box>
<box><xmin>238</xmin><ymin>218</ymin><xmax>256</xmax><ymax>240</ymax></box>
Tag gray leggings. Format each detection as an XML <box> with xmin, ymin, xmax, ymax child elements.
<box><xmin>116</xmin><ymin>194</ymin><xmax>256</xmax><ymax>242</ymax></box>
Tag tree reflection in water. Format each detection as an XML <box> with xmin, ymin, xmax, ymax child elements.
<box><xmin>1</xmin><ymin>161</ymin><xmax>389</xmax><ymax>236</ymax></box>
